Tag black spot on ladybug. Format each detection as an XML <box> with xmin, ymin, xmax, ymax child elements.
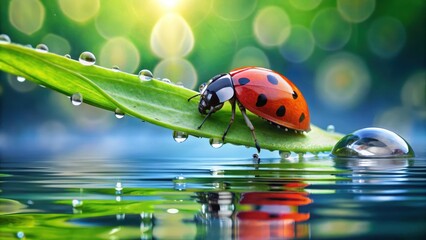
<box><xmin>256</xmin><ymin>94</ymin><xmax>267</xmax><ymax>107</ymax></box>
<box><xmin>238</xmin><ymin>77</ymin><xmax>250</xmax><ymax>85</ymax></box>
<box><xmin>292</xmin><ymin>91</ymin><xmax>298</xmax><ymax>99</ymax></box>
<box><xmin>299</xmin><ymin>112</ymin><xmax>305</xmax><ymax>123</ymax></box>
<box><xmin>276</xmin><ymin>105</ymin><xmax>286</xmax><ymax>117</ymax></box>
<box><xmin>267</xmin><ymin>74</ymin><xmax>278</xmax><ymax>85</ymax></box>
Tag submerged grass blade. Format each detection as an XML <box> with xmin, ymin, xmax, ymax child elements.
<box><xmin>0</xmin><ymin>43</ymin><xmax>342</xmax><ymax>152</ymax></box>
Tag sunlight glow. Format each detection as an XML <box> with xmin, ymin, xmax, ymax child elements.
<box><xmin>158</xmin><ymin>0</ymin><xmax>180</xmax><ymax>9</ymax></box>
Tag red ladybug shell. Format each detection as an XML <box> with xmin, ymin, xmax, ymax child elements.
<box><xmin>230</xmin><ymin>67</ymin><xmax>310</xmax><ymax>131</ymax></box>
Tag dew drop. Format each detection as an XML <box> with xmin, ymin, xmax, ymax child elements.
<box><xmin>70</xmin><ymin>93</ymin><xmax>83</xmax><ymax>106</ymax></box>
<box><xmin>209</xmin><ymin>138</ymin><xmax>223</xmax><ymax>148</ymax></box>
<box><xmin>72</xmin><ymin>199</ymin><xmax>83</xmax><ymax>208</ymax></box>
<box><xmin>327</xmin><ymin>124</ymin><xmax>335</xmax><ymax>133</ymax></box>
<box><xmin>161</xmin><ymin>78</ymin><xmax>171</xmax><ymax>83</ymax></box>
<box><xmin>0</xmin><ymin>34</ymin><xmax>11</xmax><ymax>43</ymax></box>
<box><xmin>138</xmin><ymin>69</ymin><xmax>153</xmax><ymax>82</ymax></box>
<box><xmin>114</xmin><ymin>108</ymin><xmax>125</xmax><ymax>119</ymax></box>
<box><xmin>112</xmin><ymin>65</ymin><xmax>120</xmax><ymax>71</ymax></box>
<box><xmin>64</xmin><ymin>54</ymin><xmax>71</xmax><ymax>59</ymax></box>
<box><xmin>16</xmin><ymin>231</ymin><xmax>25</xmax><ymax>239</ymax></box>
<box><xmin>16</xmin><ymin>76</ymin><xmax>26</xmax><ymax>82</ymax></box>
<box><xmin>35</xmin><ymin>43</ymin><xmax>48</xmax><ymax>52</ymax></box>
<box><xmin>173</xmin><ymin>131</ymin><xmax>188</xmax><ymax>143</ymax></box>
<box><xmin>79</xmin><ymin>51</ymin><xmax>96</xmax><ymax>66</ymax></box>
<box><xmin>332</xmin><ymin>127</ymin><xmax>415</xmax><ymax>158</ymax></box>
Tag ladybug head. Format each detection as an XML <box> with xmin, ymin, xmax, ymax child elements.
<box><xmin>198</xmin><ymin>73</ymin><xmax>234</xmax><ymax>114</ymax></box>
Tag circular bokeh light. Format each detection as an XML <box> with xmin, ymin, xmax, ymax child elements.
<box><xmin>253</xmin><ymin>6</ymin><xmax>291</xmax><ymax>47</ymax></box>
<box><xmin>41</xmin><ymin>34</ymin><xmax>71</xmax><ymax>55</ymax></box>
<box><xmin>153</xmin><ymin>58</ymin><xmax>198</xmax><ymax>89</ymax></box>
<box><xmin>9</xmin><ymin>0</ymin><xmax>45</xmax><ymax>35</ymax></box>
<box><xmin>230</xmin><ymin>46</ymin><xmax>270</xmax><ymax>69</ymax></box>
<box><xmin>99</xmin><ymin>37</ymin><xmax>140</xmax><ymax>73</ymax></box>
<box><xmin>289</xmin><ymin>0</ymin><xmax>322</xmax><ymax>11</ymax></box>
<box><xmin>311</xmin><ymin>8</ymin><xmax>352</xmax><ymax>51</ymax></box>
<box><xmin>367</xmin><ymin>16</ymin><xmax>406</xmax><ymax>58</ymax></box>
<box><xmin>401</xmin><ymin>71</ymin><xmax>426</xmax><ymax>110</ymax></box>
<box><xmin>150</xmin><ymin>13</ymin><xmax>194</xmax><ymax>58</ymax></box>
<box><xmin>279</xmin><ymin>25</ymin><xmax>315</xmax><ymax>63</ymax></box>
<box><xmin>95</xmin><ymin>3</ymin><xmax>134</xmax><ymax>39</ymax></box>
<box><xmin>315</xmin><ymin>52</ymin><xmax>371</xmax><ymax>109</ymax></box>
<box><xmin>213</xmin><ymin>0</ymin><xmax>257</xmax><ymax>21</ymax></box>
<box><xmin>58</xmin><ymin>0</ymin><xmax>100</xmax><ymax>23</ymax></box>
<box><xmin>337</xmin><ymin>0</ymin><xmax>375</xmax><ymax>23</ymax></box>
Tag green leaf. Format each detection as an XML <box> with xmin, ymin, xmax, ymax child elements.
<box><xmin>0</xmin><ymin>43</ymin><xmax>342</xmax><ymax>152</ymax></box>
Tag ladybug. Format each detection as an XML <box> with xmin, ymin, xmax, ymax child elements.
<box><xmin>189</xmin><ymin>67</ymin><xmax>310</xmax><ymax>152</ymax></box>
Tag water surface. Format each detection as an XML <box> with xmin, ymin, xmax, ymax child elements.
<box><xmin>1</xmin><ymin>154</ymin><xmax>425</xmax><ymax>239</ymax></box>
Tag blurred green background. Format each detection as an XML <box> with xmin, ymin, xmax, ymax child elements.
<box><xmin>0</xmin><ymin>0</ymin><xmax>425</xmax><ymax>157</ymax></box>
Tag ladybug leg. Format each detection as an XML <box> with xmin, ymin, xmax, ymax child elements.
<box><xmin>222</xmin><ymin>98</ymin><xmax>236</xmax><ymax>142</ymax></box>
<box><xmin>237</xmin><ymin>102</ymin><xmax>261</xmax><ymax>153</ymax></box>
<box><xmin>197</xmin><ymin>107</ymin><xmax>214</xmax><ymax>129</ymax></box>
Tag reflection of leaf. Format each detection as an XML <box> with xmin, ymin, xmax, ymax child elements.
<box><xmin>0</xmin><ymin>43</ymin><xmax>342</xmax><ymax>152</ymax></box>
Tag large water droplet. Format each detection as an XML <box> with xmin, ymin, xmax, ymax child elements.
<box><xmin>332</xmin><ymin>127</ymin><xmax>414</xmax><ymax>158</ymax></box>
<box><xmin>72</xmin><ymin>199</ymin><xmax>83</xmax><ymax>208</ymax></box>
<box><xmin>173</xmin><ymin>131</ymin><xmax>188</xmax><ymax>143</ymax></box>
<box><xmin>209</xmin><ymin>138</ymin><xmax>223</xmax><ymax>148</ymax></box>
<box><xmin>0</xmin><ymin>34</ymin><xmax>11</xmax><ymax>43</ymax></box>
<box><xmin>35</xmin><ymin>43</ymin><xmax>48</xmax><ymax>52</ymax></box>
<box><xmin>138</xmin><ymin>69</ymin><xmax>153</xmax><ymax>82</ymax></box>
<box><xmin>16</xmin><ymin>76</ymin><xmax>26</xmax><ymax>83</ymax></box>
<box><xmin>79</xmin><ymin>51</ymin><xmax>96</xmax><ymax>66</ymax></box>
<box><xmin>70</xmin><ymin>93</ymin><xmax>83</xmax><ymax>106</ymax></box>
<box><xmin>114</xmin><ymin>108</ymin><xmax>125</xmax><ymax>119</ymax></box>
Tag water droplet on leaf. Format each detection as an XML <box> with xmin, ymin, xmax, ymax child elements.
<box><xmin>327</xmin><ymin>124</ymin><xmax>335</xmax><ymax>133</ymax></box>
<box><xmin>173</xmin><ymin>131</ymin><xmax>188</xmax><ymax>143</ymax></box>
<box><xmin>64</xmin><ymin>54</ymin><xmax>71</xmax><ymax>58</ymax></box>
<box><xmin>16</xmin><ymin>76</ymin><xmax>26</xmax><ymax>82</ymax></box>
<box><xmin>112</xmin><ymin>65</ymin><xmax>120</xmax><ymax>71</ymax></box>
<box><xmin>332</xmin><ymin>127</ymin><xmax>414</xmax><ymax>158</ymax></box>
<box><xmin>138</xmin><ymin>69</ymin><xmax>153</xmax><ymax>82</ymax></box>
<box><xmin>209</xmin><ymin>138</ymin><xmax>223</xmax><ymax>148</ymax></box>
<box><xmin>79</xmin><ymin>51</ymin><xmax>96</xmax><ymax>66</ymax></box>
<box><xmin>114</xmin><ymin>108</ymin><xmax>125</xmax><ymax>119</ymax></box>
<box><xmin>70</xmin><ymin>93</ymin><xmax>83</xmax><ymax>106</ymax></box>
<box><xmin>161</xmin><ymin>78</ymin><xmax>171</xmax><ymax>83</ymax></box>
<box><xmin>0</xmin><ymin>34</ymin><xmax>11</xmax><ymax>43</ymax></box>
<box><xmin>35</xmin><ymin>43</ymin><xmax>48</xmax><ymax>52</ymax></box>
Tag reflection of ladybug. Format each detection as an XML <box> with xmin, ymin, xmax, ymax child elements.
<box><xmin>189</xmin><ymin>67</ymin><xmax>310</xmax><ymax>152</ymax></box>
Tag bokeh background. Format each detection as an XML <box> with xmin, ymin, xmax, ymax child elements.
<box><xmin>0</xmin><ymin>0</ymin><xmax>425</xmax><ymax>158</ymax></box>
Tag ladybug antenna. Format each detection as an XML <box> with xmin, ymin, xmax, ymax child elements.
<box><xmin>187</xmin><ymin>93</ymin><xmax>200</xmax><ymax>102</ymax></box>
